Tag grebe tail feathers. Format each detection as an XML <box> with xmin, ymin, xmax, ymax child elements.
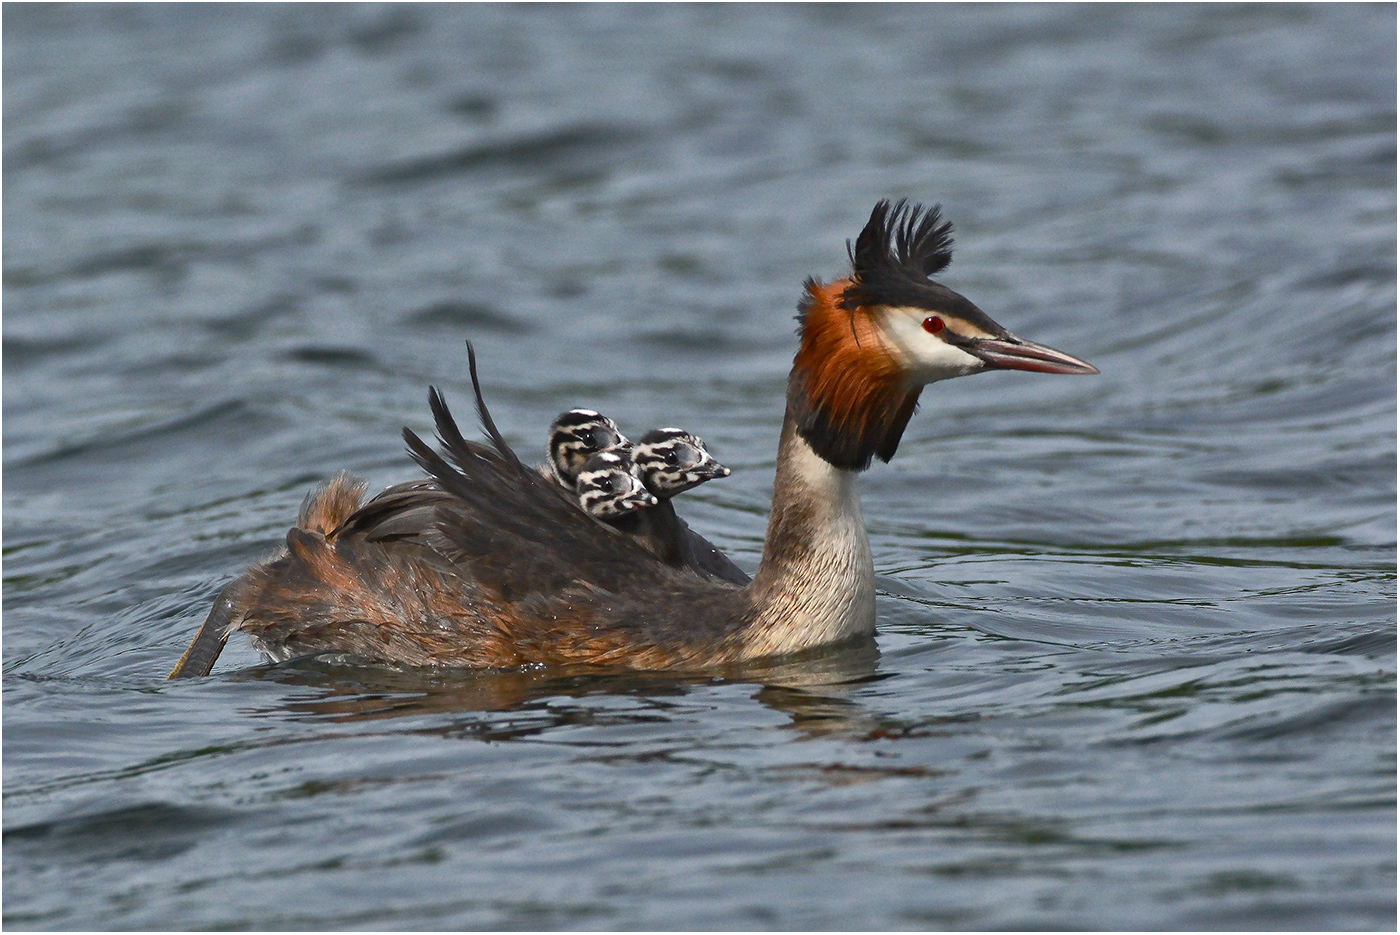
<box><xmin>166</xmin><ymin>583</ymin><xmax>241</xmax><ymax>678</ymax></box>
<box><xmin>168</xmin><ymin>471</ymin><xmax>370</xmax><ymax>679</ymax></box>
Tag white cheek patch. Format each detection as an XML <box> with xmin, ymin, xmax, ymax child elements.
<box><xmin>879</xmin><ymin>308</ymin><xmax>985</xmax><ymax>382</ymax></box>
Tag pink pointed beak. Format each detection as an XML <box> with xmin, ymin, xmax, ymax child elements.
<box><xmin>969</xmin><ymin>334</ymin><xmax>1099</xmax><ymax>375</ymax></box>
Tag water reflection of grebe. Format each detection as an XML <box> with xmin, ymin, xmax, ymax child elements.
<box><xmin>247</xmin><ymin>637</ymin><xmax>884</xmax><ymax>739</ymax></box>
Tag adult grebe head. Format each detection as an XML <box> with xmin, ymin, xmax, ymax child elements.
<box><xmin>790</xmin><ymin>198</ymin><xmax>1098</xmax><ymax>471</ymax></box>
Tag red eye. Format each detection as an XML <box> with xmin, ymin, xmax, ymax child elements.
<box><xmin>922</xmin><ymin>316</ymin><xmax>945</xmax><ymax>334</ymax></box>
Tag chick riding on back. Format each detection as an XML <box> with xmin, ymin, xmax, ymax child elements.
<box><xmin>544</xmin><ymin>414</ymin><xmax>749</xmax><ymax>583</ymax></box>
<box><xmin>543</xmin><ymin>409</ymin><xmax>631</xmax><ymax>490</ymax></box>
<box><xmin>618</xmin><ymin>428</ymin><xmax>750</xmax><ymax>585</ymax></box>
<box><xmin>572</xmin><ymin>449</ymin><xmax>657</xmax><ymax>518</ymax></box>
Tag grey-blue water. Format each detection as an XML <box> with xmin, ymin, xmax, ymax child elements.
<box><xmin>4</xmin><ymin>4</ymin><xmax>1395</xmax><ymax>930</ymax></box>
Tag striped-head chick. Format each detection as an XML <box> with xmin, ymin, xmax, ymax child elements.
<box><xmin>547</xmin><ymin>409</ymin><xmax>632</xmax><ymax>490</ymax></box>
<box><xmin>632</xmin><ymin>428</ymin><xmax>732</xmax><ymax>498</ymax></box>
<box><xmin>574</xmin><ymin>450</ymin><xmax>658</xmax><ymax>519</ymax></box>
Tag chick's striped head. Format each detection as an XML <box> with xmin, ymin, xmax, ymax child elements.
<box><xmin>547</xmin><ymin>409</ymin><xmax>632</xmax><ymax>489</ymax></box>
<box><xmin>633</xmin><ymin>428</ymin><xmax>731</xmax><ymax>497</ymax></box>
<box><xmin>574</xmin><ymin>450</ymin><xmax>657</xmax><ymax>518</ymax></box>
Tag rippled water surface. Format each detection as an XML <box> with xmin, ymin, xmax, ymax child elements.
<box><xmin>4</xmin><ymin>4</ymin><xmax>1395</xmax><ymax>930</ymax></box>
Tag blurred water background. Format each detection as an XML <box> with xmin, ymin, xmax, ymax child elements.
<box><xmin>3</xmin><ymin>3</ymin><xmax>1395</xmax><ymax>929</ymax></box>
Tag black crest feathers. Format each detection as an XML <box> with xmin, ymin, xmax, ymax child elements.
<box><xmin>841</xmin><ymin>199</ymin><xmax>955</xmax><ymax>311</ymax></box>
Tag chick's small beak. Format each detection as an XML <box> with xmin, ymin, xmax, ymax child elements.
<box><xmin>699</xmin><ymin>459</ymin><xmax>731</xmax><ymax>480</ymax></box>
<box><xmin>624</xmin><ymin>490</ymin><xmax>658</xmax><ymax>510</ymax></box>
<box><xmin>968</xmin><ymin>334</ymin><xmax>1099</xmax><ymax>375</ymax></box>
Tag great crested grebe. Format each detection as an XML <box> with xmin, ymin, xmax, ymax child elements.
<box><xmin>542</xmin><ymin>411</ymin><xmax>747</xmax><ymax>583</ymax></box>
<box><xmin>542</xmin><ymin>409</ymin><xmax>632</xmax><ymax>489</ymax></box>
<box><xmin>572</xmin><ymin>449</ymin><xmax>657</xmax><ymax>517</ymax></box>
<box><xmin>168</xmin><ymin>199</ymin><xmax>1096</xmax><ymax>678</ymax></box>
<box><xmin>620</xmin><ymin>428</ymin><xmax>751</xmax><ymax>586</ymax></box>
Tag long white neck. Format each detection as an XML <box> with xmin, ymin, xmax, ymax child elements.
<box><xmin>744</xmin><ymin>406</ymin><xmax>876</xmax><ymax>657</ymax></box>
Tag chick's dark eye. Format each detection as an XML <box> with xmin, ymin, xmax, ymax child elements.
<box><xmin>598</xmin><ymin>478</ymin><xmax>615</xmax><ymax>492</ymax></box>
<box><xmin>664</xmin><ymin>451</ymin><xmax>679</xmax><ymax>465</ymax></box>
<box><xmin>922</xmin><ymin>316</ymin><xmax>945</xmax><ymax>334</ymax></box>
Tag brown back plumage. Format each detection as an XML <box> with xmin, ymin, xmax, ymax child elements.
<box><xmin>297</xmin><ymin>471</ymin><xmax>370</xmax><ymax>535</ymax></box>
<box><xmin>172</xmin><ymin>344</ymin><xmax>759</xmax><ymax>677</ymax></box>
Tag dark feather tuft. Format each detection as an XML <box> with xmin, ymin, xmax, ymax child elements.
<box><xmin>841</xmin><ymin>199</ymin><xmax>956</xmax><ymax>311</ymax></box>
<box><xmin>464</xmin><ymin>340</ymin><xmax>525</xmax><ymax>471</ymax></box>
